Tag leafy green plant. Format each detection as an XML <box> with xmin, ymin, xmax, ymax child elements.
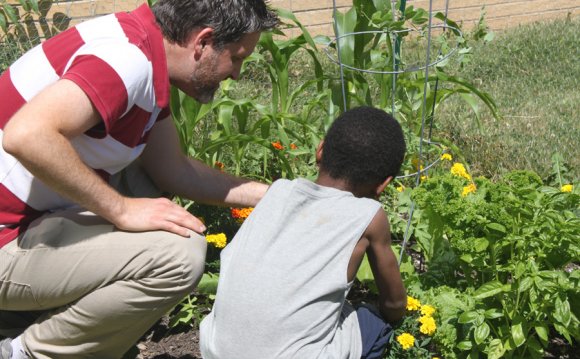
<box><xmin>169</xmin><ymin>272</ymin><xmax>219</xmax><ymax>329</ymax></box>
<box><xmin>0</xmin><ymin>0</ymin><xmax>70</xmax><ymax>51</ymax></box>
<box><xmin>318</xmin><ymin>0</ymin><xmax>498</xmax><ymax>126</ymax></box>
<box><xmin>384</xmin><ymin>295</ymin><xmax>440</xmax><ymax>358</ymax></box>
<box><xmin>409</xmin><ymin>169</ymin><xmax>579</xmax><ymax>358</ymax></box>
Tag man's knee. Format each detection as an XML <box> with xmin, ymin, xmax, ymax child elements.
<box><xmin>155</xmin><ymin>232</ymin><xmax>207</xmax><ymax>295</ymax></box>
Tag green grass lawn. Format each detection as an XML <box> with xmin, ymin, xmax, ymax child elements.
<box><xmin>436</xmin><ymin>17</ymin><xmax>579</xmax><ymax>181</ymax></box>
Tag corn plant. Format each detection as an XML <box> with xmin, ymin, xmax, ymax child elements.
<box><xmin>0</xmin><ymin>0</ymin><xmax>70</xmax><ymax>52</ymax></box>
<box><xmin>319</xmin><ymin>0</ymin><xmax>499</xmax><ymax>132</ymax></box>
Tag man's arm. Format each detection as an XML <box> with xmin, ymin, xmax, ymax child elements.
<box><xmin>2</xmin><ymin>79</ymin><xmax>204</xmax><ymax>236</ymax></box>
<box><xmin>365</xmin><ymin>208</ymin><xmax>407</xmax><ymax>323</ymax></box>
<box><xmin>140</xmin><ymin>117</ymin><xmax>269</xmax><ymax>208</ymax></box>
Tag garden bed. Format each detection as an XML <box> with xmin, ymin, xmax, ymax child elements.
<box><xmin>132</xmin><ymin>276</ymin><xmax>578</xmax><ymax>359</ymax></box>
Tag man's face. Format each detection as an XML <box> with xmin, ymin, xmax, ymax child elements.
<box><xmin>185</xmin><ymin>32</ymin><xmax>261</xmax><ymax>103</ymax></box>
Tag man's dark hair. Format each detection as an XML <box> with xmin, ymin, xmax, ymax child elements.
<box><xmin>320</xmin><ymin>106</ymin><xmax>406</xmax><ymax>187</ymax></box>
<box><xmin>152</xmin><ymin>0</ymin><xmax>279</xmax><ymax>48</ymax></box>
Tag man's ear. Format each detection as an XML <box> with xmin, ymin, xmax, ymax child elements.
<box><xmin>191</xmin><ymin>27</ymin><xmax>214</xmax><ymax>58</ymax></box>
<box><xmin>375</xmin><ymin>176</ymin><xmax>393</xmax><ymax>197</ymax></box>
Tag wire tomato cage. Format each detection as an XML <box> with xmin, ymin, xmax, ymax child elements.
<box><xmin>325</xmin><ymin>0</ymin><xmax>458</xmax><ymax>264</ymax></box>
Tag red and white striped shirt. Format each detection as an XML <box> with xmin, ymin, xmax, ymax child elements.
<box><xmin>0</xmin><ymin>4</ymin><xmax>170</xmax><ymax>246</ymax></box>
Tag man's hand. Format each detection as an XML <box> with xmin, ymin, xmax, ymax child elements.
<box><xmin>115</xmin><ymin>197</ymin><xmax>206</xmax><ymax>237</ymax></box>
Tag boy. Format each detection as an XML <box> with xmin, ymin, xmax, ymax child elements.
<box><xmin>200</xmin><ymin>106</ymin><xmax>407</xmax><ymax>358</ymax></box>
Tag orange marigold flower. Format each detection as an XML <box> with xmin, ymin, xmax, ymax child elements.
<box><xmin>290</xmin><ymin>143</ymin><xmax>298</xmax><ymax>150</ymax></box>
<box><xmin>231</xmin><ymin>207</ymin><xmax>254</xmax><ymax>220</ymax></box>
<box><xmin>272</xmin><ymin>141</ymin><xmax>284</xmax><ymax>150</ymax></box>
<box><xmin>214</xmin><ymin>161</ymin><xmax>225</xmax><ymax>170</ymax></box>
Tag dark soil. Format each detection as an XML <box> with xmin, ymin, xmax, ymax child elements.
<box><xmin>134</xmin><ymin>316</ymin><xmax>201</xmax><ymax>359</ymax></box>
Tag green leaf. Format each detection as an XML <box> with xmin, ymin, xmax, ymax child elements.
<box><xmin>486</xmin><ymin>222</ymin><xmax>506</xmax><ymax>233</ymax></box>
<box><xmin>18</xmin><ymin>0</ymin><xmax>30</xmax><ymax>12</ymax></box>
<box><xmin>3</xmin><ymin>4</ymin><xmax>19</xmax><ymax>24</ymax></box>
<box><xmin>535</xmin><ymin>324</ymin><xmax>549</xmax><ymax>347</ymax></box>
<box><xmin>484</xmin><ymin>309</ymin><xmax>503</xmax><ymax>320</ymax></box>
<box><xmin>526</xmin><ymin>337</ymin><xmax>544</xmax><ymax>358</ymax></box>
<box><xmin>356</xmin><ymin>254</ymin><xmax>374</xmax><ymax>282</ymax></box>
<box><xmin>474</xmin><ymin>322</ymin><xmax>490</xmax><ymax>345</ymax></box>
<box><xmin>473</xmin><ymin>280</ymin><xmax>505</xmax><ymax>299</ymax></box>
<box><xmin>458</xmin><ymin>92</ymin><xmax>480</xmax><ymax>127</ymax></box>
<box><xmin>458</xmin><ymin>310</ymin><xmax>480</xmax><ymax>324</ymax></box>
<box><xmin>456</xmin><ymin>340</ymin><xmax>473</xmax><ymax>351</ymax></box>
<box><xmin>553</xmin><ymin>297</ymin><xmax>571</xmax><ymax>326</ymax></box>
<box><xmin>0</xmin><ymin>12</ymin><xmax>6</xmax><ymax>33</ymax></box>
<box><xmin>487</xmin><ymin>339</ymin><xmax>506</xmax><ymax>359</ymax></box>
<box><xmin>554</xmin><ymin>323</ymin><xmax>573</xmax><ymax>344</ymax></box>
<box><xmin>28</xmin><ymin>0</ymin><xmax>39</xmax><ymax>14</ymax></box>
<box><xmin>518</xmin><ymin>277</ymin><xmax>533</xmax><ymax>293</ymax></box>
<box><xmin>511</xmin><ymin>317</ymin><xmax>526</xmax><ymax>347</ymax></box>
<box><xmin>473</xmin><ymin>237</ymin><xmax>489</xmax><ymax>252</ymax></box>
<box><xmin>484</xmin><ymin>32</ymin><xmax>495</xmax><ymax>42</ymax></box>
<box><xmin>197</xmin><ymin>273</ymin><xmax>219</xmax><ymax>295</ymax></box>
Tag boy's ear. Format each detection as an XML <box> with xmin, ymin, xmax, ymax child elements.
<box><xmin>315</xmin><ymin>140</ymin><xmax>324</xmax><ymax>165</ymax></box>
<box><xmin>375</xmin><ymin>176</ymin><xmax>394</xmax><ymax>197</ymax></box>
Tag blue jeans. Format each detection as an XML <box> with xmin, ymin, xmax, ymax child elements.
<box><xmin>356</xmin><ymin>304</ymin><xmax>393</xmax><ymax>359</ymax></box>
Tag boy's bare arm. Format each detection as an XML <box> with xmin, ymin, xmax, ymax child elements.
<box><xmin>365</xmin><ymin>209</ymin><xmax>407</xmax><ymax>323</ymax></box>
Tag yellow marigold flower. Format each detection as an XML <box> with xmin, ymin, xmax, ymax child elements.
<box><xmin>418</xmin><ymin>315</ymin><xmax>437</xmax><ymax>335</ymax></box>
<box><xmin>420</xmin><ymin>304</ymin><xmax>436</xmax><ymax>317</ymax></box>
<box><xmin>420</xmin><ymin>175</ymin><xmax>428</xmax><ymax>182</ymax></box>
<box><xmin>561</xmin><ymin>184</ymin><xmax>573</xmax><ymax>193</ymax></box>
<box><xmin>433</xmin><ymin>357</ymin><xmax>441</xmax><ymax>359</ymax></box>
<box><xmin>406</xmin><ymin>296</ymin><xmax>421</xmax><ymax>311</ymax></box>
<box><xmin>396</xmin><ymin>185</ymin><xmax>404</xmax><ymax>192</ymax></box>
<box><xmin>396</xmin><ymin>333</ymin><xmax>415</xmax><ymax>350</ymax></box>
<box><xmin>461</xmin><ymin>183</ymin><xmax>477</xmax><ymax>197</ymax></box>
<box><xmin>451</xmin><ymin>162</ymin><xmax>471</xmax><ymax>181</ymax></box>
<box><xmin>206</xmin><ymin>233</ymin><xmax>227</xmax><ymax>249</ymax></box>
<box><xmin>441</xmin><ymin>153</ymin><xmax>452</xmax><ymax>161</ymax></box>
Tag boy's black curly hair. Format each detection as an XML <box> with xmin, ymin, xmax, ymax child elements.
<box><xmin>320</xmin><ymin>106</ymin><xmax>406</xmax><ymax>187</ymax></box>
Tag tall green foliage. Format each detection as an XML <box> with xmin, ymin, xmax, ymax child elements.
<box><xmin>0</xmin><ymin>0</ymin><xmax>70</xmax><ymax>50</ymax></box>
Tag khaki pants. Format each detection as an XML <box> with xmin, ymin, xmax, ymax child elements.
<box><xmin>0</xmin><ymin>162</ymin><xmax>207</xmax><ymax>358</ymax></box>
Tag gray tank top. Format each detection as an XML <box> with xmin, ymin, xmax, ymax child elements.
<box><xmin>200</xmin><ymin>179</ymin><xmax>381</xmax><ymax>358</ymax></box>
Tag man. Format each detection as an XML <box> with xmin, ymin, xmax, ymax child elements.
<box><xmin>0</xmin><ymin>0</ymin><xmax>278</xmax><ymax>358</ymax></box>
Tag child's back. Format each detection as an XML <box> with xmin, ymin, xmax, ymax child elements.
<box><xmin>200</xmin><ymin>178</ymin><xmax>381</xmax><ymax>358</ymax></box>
<box><xmin>200</xmin><ymin>106</ymin><xmax>408</xmax><ymax>359</ymax></box>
